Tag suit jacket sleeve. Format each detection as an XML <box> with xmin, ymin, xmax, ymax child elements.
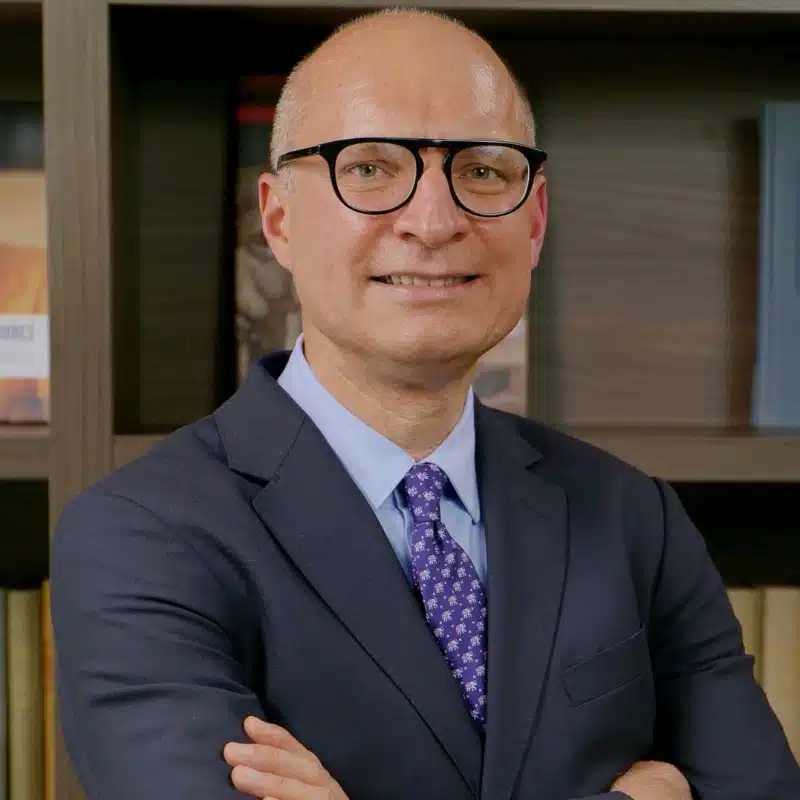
<box><xmin>50</xmin><ymin>487</ymin><xmax>265</xmax><ymax>799</ymax></box>
<box><xmin>648</xmin><ymin>477</ymin><xmax>800</xmax><ymax>798</ymax></box>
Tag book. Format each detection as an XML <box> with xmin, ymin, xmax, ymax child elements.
<box><xmin>761</xmin><ymin>588</ymin><xmax>800</xmax><ymax>758</ymax></box>
<box><xmin>0</xmin><ymin>101</ymin><xmax>49</xmax><ymax>424</ymax></box>
<box><xmin>727</xmin><ymin>587</ymin><xmax>764</xmax><ymax>683</ymax></box>
<box><xmin>752</xmin><ymin>103</ymin><xmax>800</xmax><ymax>429</ymax></box>
<box><xmin>42</xmin><ymin>581</ymin><xmax>54</xmax><ymax>800</ymax></box>
<box><xmin>6</xmin><ymin>586</ymin><xmax>44</xmax><ymax>800</ymax></box>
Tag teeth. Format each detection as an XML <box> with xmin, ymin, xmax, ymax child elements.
<box><xmin>384</xmin><ymin>276</ymin><xmax>470</xmax><ymax>287</ymax></box>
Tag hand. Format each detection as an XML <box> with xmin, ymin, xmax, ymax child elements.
<box><xmin>611</xmin><ymin>760</ymin><xmax>691</xmax><ymax>799</ymax></box>
<box><xmin>223</xmin><ymin>716</ymin><xmax>349</xmax><ymax>799</ymax></box>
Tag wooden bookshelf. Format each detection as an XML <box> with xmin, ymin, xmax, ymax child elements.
<box><xmin>0</xmin><ymin>1</ymin><xmax>795</xmax><ymax>798</ymax></box>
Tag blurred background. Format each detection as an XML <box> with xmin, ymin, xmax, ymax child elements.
<box><xmin>0</xmin><ymin>2</ymin><xmax>798</xmax><ymax>799</ymax></box>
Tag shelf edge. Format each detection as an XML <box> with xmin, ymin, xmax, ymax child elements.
<box><xmin>569</xmin><ymin>427</ymin><xmax>800</xmax><ymax>482</ymax></box>
<box><xmin>114</xmin><ymin>429</ymin><xmax>800</xmax><ymax>481</ymax></box>
<box><xmin>105</xmin><ymin>0</ymin><xmax>800</xmax><ymax>13</ymax></box>
<box><xmin>0</xmin><ymin>427</ymin><xmax>50</xmax><ymax>479</ymax></box>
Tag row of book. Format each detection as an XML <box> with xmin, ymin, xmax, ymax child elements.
<box><xmin>0</xmin><ymin>585</ymin><xmax>795</xmax><ymax>799</ymax></box>
<box><xmin>2</xmin><ymin>91</ymin><xmax>797</xmax><ymax>425</ymax></box>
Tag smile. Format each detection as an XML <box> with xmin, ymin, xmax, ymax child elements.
<box><xmin>372</xmin><ymin>275</ymin><xmax>477</xmax><ymax>287</ymax></box>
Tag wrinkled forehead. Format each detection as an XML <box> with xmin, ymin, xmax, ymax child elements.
<box><xmin>297</xmin><ymin>54</ymin><xmax>525</xmax><ymax>146</ymax></box>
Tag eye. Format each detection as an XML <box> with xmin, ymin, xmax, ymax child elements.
<box><xmin>344</xmin><ymin>162</ymin><xmax>386</xmax><ymax>179</ymax></box>
<box><xmin>356</xmin><ymin>163</ymin><xmax>378</xmax><ymax>177</ymax></box>
<box><xmin>464</xmin><ymin>165</ymin><xmax>503</xmax><ymax>181</ymax></box>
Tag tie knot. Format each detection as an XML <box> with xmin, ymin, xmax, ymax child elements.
<box><xmin>402</xmin><ymin>462</ymin><xmax>447</xmax><ymax>525</ymax></box>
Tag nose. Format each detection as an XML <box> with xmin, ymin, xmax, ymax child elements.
<box><xmin>393</xmin><ymin>159</ymin><xmax>470</xmax><ymax>248</ymax></box>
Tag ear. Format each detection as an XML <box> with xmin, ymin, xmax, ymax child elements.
<box><xmin>258</xmin><ymin>171</ymin><xmax>293</xmax><ymax>272</ymax></box>
<box><xmin>529</xmin><ymin>173</ymin><xmax>548</xmax><ymax>270</ymax></box>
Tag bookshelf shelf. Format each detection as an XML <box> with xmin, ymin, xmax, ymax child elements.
<box><xmin>0</xmin><ymin>427</ymin><xmax>49</xmax><ymax>479</ymax></box>
<box><xmin>570</xmin><ymin>427</ymin><xmax>800</xmax><ymax>482</ymax></box>
<box><xmin>0</xmin><ymin>0</ymin><xmax>41</xmax><ymax>8</ymax></box>
<box><xmin>114</xmin><ymin>429</ymin><xmax>800</xmax><ymax>482</ymax></box>
<box><xmin>106</xmin><ymin>0</ymin><xmax>800</xmax><ymax>13</ymax></box>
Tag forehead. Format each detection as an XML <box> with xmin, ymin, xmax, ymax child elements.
<box><xmin>298</xmin><ymin>48</ymin><xmax>525</xmax><ymax>145</ymax></box>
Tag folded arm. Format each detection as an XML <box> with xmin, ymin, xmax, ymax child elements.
<box><xmin>646</xmin><ymin>478</ymin><xmax>800</xmax><ymax>798</ymax></box>
<box><xmin>50</xmin><ymin>488</ymin><xmax>265</xmax><ymax>799</ymax></box>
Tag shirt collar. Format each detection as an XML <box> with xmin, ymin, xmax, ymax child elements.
<box><xmin>277</xmin><ymin>335</ymin><xmax>480</xmax><ymax>523</ymax></box>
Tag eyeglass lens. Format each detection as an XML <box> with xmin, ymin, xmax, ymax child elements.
<box><xmin>334</xmin><ymin>141</ymin><xmax>531</xmax><ymax>214</ymax></box>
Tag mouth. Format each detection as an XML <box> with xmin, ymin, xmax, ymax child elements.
<box><xmin>371</xmin><ymin>275</ymin><xmax>477</xmax><ymax>287</ymax></box>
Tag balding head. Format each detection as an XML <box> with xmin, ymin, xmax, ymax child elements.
<box><xmin>269</xmin><ymin>8</ymin><xmax>536</xmax><ymax>171</ymax></box>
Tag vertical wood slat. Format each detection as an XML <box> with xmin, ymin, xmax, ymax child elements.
<box><xmin>43</xmin><ymin>0</ymin><xmax>112</xmax><ymax>796</ymax></box>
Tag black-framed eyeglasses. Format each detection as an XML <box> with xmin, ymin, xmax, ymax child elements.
<box><xmin>275</xmin><ymin>136</ymin><xmax>547</xmax><ymax>218</ymax></box>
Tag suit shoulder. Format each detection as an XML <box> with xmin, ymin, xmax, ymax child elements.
<box><xmin>55</xmin><ymin>414</ymin><xmax>236</xmax><ymax>534</ymax></box>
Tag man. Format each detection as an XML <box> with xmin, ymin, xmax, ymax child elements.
<box><xmin>50</xmin><ymin>8</ymin><xmax>800</xmax><ymax>800</ymax></box>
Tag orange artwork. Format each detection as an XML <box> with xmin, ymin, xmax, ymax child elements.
<box><xmin>0</xmin><ymin>169</ymin><xmax>49</xmax><ymax>423</ymax></box>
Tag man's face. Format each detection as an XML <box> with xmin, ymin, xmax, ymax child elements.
<box><xmin>260</xmin><ymin>21</ymin><xmax>547</xmax><ymax>383</ymax></box>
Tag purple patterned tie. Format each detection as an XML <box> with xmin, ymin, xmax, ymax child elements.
<box><xmin>402</xmin><ymin>462</ymin><xmax>488</xmax><ymax>727</ymax></box>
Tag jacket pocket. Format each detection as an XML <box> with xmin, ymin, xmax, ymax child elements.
<box><xmin>561</xmin><ymin>626</ymin><xmax>648</xmax><ymax>707</ymax></box>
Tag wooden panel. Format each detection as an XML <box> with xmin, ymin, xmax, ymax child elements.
<box><xmin>569</xmin><ymin>427</ymin><xmax>800</xmax><ymax>482</ymax></box>
<box><xmin>107</xmin><ymin>0</ymin><xmax>800</xmax><ymax>14</ymax></box>
<box><xmin>44</xmin><ymin>0</ymin><xmax>111</xmax><ymax>796</ymax></box>
<box><xmin>0</xmin><ymin>427</ymin><xmax>49</xmax><ymax>478</ymax></box>
<box><xmin>0</xmin><ymin>2</ymin><xmax>41</xmax><ymax>15</ymax></box>
<box><xmin>112</xmin><ymin>12</ymin><xmax>235</xmax><ymax>431</ymax></box>
<box><xmin>44</xmin><ymin>0</ymin><xmax>113</xmax><ymax>486</ymax></box>
<box><xmin>134</xmin><ymin>72</ymin><xmax>232</xmax><ymax>428</ymax></box>
<box><xmin>506</xmin><ymin>38</ymin><xmax>800</xmax><ymax>427</ymax></box>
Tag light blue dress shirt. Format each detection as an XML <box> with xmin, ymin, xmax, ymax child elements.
<box><xmin>277</xmin><ymin>335</ymin><xmax>487</xmax><ymax>586</ymax></box>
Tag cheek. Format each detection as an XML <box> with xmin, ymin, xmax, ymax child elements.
<box><xmin>287</xmin><ymin>195</ymin><xmax>379</xmax><ymax>297</ymax></box>
<box><xmin>484</xmin><ymin>234</ymin><xmax>534</xmax><ymax>326</ymax></box>
<box><xmin>487</xmin><ymin>226</ymin><xmax>534</xmax><ymax>287</ymax></box>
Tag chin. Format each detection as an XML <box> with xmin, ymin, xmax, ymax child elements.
<box><xmin>379</xmin><ymin>336</ymin><xmax>483</xmax><ymax>373</ymax></box>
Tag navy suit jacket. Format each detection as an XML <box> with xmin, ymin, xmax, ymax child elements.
<box><xmin>50</xmin><ymin>351</ymin><xmax>800</xmax><ymax>799</ymax></box>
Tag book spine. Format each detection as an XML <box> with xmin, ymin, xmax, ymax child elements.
<box><xmin>6</xmin><ymin>587</ymin><xmax>43</xmax><ymax>800</ymax></box>
<box><xmin>727</xmin><ymin>587</ymin><xmax>764</xmax><ymax>683</ymax></box>
<box><xmin>752</xmin><ymin>103</ymin><xmax>800</xmax><ymax>428</ymax></box>
<box><xmin>760</xmin><ymin>588</ymin><xmax>800</xmax><ymax>759</ymax></box>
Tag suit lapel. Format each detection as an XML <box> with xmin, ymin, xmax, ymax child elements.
<box><xmin>215</xmin><ymin>355</ymin><xmax>483</xmax><ymax>798</ymax></box>
<box><xmin>475</xmin><ymin>403</ymin><xmax>569</xmax><ymax>800</ymax></box>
